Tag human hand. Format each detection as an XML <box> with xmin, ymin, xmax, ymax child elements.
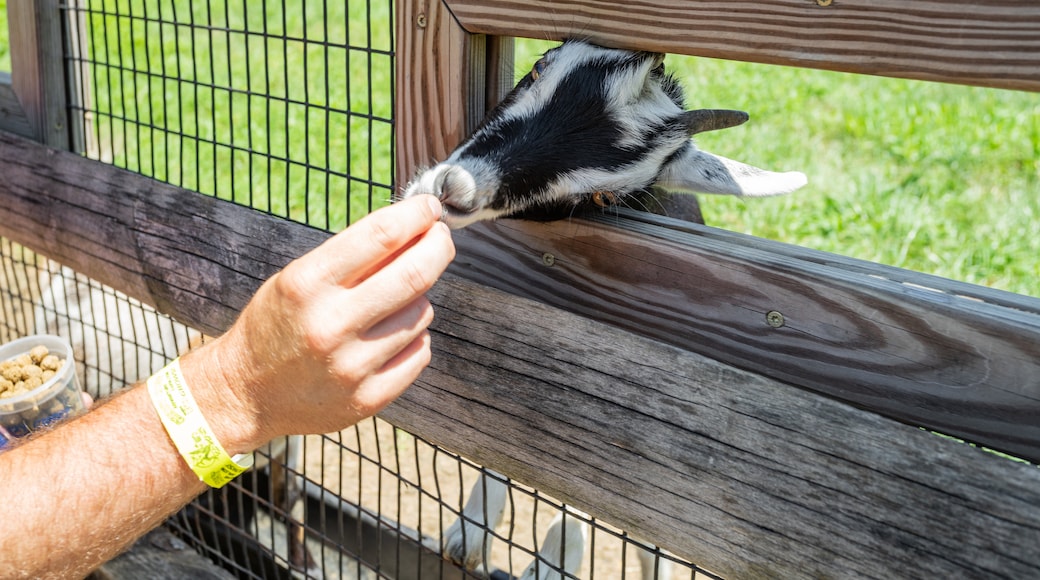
<box><xmin>182</xmin><ymin>195</ymin><xmax>455</xmax><ymax>451</ymax></box>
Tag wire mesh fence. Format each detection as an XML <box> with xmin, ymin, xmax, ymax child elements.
<box><xmin>66</xmin><ymin>0</ymin><xmax>395</xmax><ymax>230</ymax></box>
<box><xmin>1</xmin><ymin>0</ymin><xmax>722</xmax><ymax>577</ymax></box>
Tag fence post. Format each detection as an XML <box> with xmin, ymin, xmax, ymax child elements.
<box><xmin>6</xmin><ymin>0</ymin><xmax>73</xmax><ymax>148</ymax></box>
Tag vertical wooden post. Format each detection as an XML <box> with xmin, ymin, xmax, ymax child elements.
<box><xmin>395</xmin><ymin>0</ymin><xmax>471</xmax><ymax>191</ymax></box>
<box><xmin>483</xmin><ymin>36</ymin><xmax>514</xmax><ymax>117</ymax></box>
<box><xmin>7</xmin><ymin>0</ymin><xmax>72</xmax><ymax>148</ymax></box>
<box><xmin>395</xmin><ymin>0</ymin><xmax>514</xmax><ymax>192</ymax></box>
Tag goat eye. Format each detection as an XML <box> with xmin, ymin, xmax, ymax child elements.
<box><xmin>531</xmin><ymin>58</ymin><xmax>547</xmax><ymax>80</ymax></box>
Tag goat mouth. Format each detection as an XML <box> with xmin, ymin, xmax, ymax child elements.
<box><xmin>438</xmin><ymin>201</ymin><xmax>486</xmax><ymax>229</ymax></box>
<box><xmin>440</xmin><ymin>201</ymin><xmax>477</xmax><ymax>219</ymax></box>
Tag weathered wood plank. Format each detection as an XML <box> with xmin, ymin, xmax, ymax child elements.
<box><xmin>3</xmin><ymin>128</ymin><xmax>1040</xmax><ymax>464</ymax></box>
<box><xmin>0</xmin><ymin>74</ymin><xmax>35</xmax><ymax>139</ymax></box>
<box><xmin>390</xmin><ymin>274</ymin><xmax>1040</xmax><ymax>580</ymax></box>
<box><xmin>90</xmin><ymin>527</ymin><xmax>235</xmax><ymax>580</ymax></box>
<box><xmin>8</xmin><ymin>0</ymin><xmax>72</xmax><ymax>147</ymax></box>
<box><xmin>0</xmin><ymin>130</ymin><xmax>327</xmax><ymax>337</ymax></box>
<box><xmin>395</xmin><ymin>1</ymin><xmax>513</xmax><ymax>189</ymax></box>
<box><xmin>449</xmin><ymin>216</ymin><xmax>1040</xmax><ymax>464</ymax></box>
<box><xmin>445</xmin><ymin>0</ymin><xmax>1040</xmax><ymax>92</ymax></box>
<box><xmin>2</xmin><ymin>132</ymin><xmax>1039</xmax><ymax>578</ymax></box>
<box><xmin>395</xmin><ymin>0</ymin><xmax>475</xmax><ymax>189</ymax></box>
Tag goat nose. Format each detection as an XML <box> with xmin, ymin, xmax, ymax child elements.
<box><xmin>433</xmin><ymin>165</ymin><xmax>470</xmax><ymax>206</ymax></box>
<box><xmin>431</xmin><ymin>165</ymin><xmax>452</xmax><ymax>198</ymax></box>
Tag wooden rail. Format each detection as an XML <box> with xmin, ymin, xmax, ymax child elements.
<box><xmin>445</xmin><ymin>0</ymin><xmax>1040</xmax><ymax>92</ymax></box>
<box><xmin>2</xmin><ymin>129</ymin><xmax>1039</xmax><ymax>579</ymax></box>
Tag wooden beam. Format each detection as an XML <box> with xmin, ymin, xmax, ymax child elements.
<box><xmin>0</xmin><ymin>130</ymin><xmax>327</xmax><ymax>336</ymax></box>
<box><xmin>449</xmin><ymin>215</ymin><xmax>1040</xmax><ymax>464</ymax></box>
<box><xmin>445</xmin><ymin>0</ymin><xmax>1040</xmax><ymax>92</ymax></box>
<box><xmin>1</xmin><ymin>131</ymin><xmax>1039</xmax><ymax>578</ymax></box>
<box><xmin>395</xmin><ymin>0</ymin><xmax>482</xmax><ymax>190</ymax></box>
<box><xmin>392</xmin><ymin>275</ymin><xmax>1040</xmax><ymax>580</ymax></box>
<box><xmin>395</xmin><ymin>1</ymin><xmax>514</xmax><ymax>189</ymax></box>
<box><xmin>2</xmin><ymin>128</ymin><xmax>1040</xmax><ymax>462</ymax></box>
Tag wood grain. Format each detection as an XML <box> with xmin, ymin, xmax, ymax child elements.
<box><xmin>395</xmin><ymin>0</ymin><xmax>473</xmax><ymax>189</ymax></box>
<box><xmin>445</xmin><ymin>0</ymin><xmax>1040</xmax><ymax>92</ymax></box>
<box><xmin>448</xmin><ymin>215</ymin><xmax>1040</xmax><ymax>464</ymax></box>
<box><xmin>0</xmin><ymin>130</ymin><xmax>327</xmax><ymax>337</ymax></box>
<box><xmin>3</xmin><ymin>126</ymin><xmax>1039</xmax><ymax>461</ymax></box>
<box><xmin>2</xmin><ymin>132</ymin><xmax>1039</xmax><ymax>577</ymax></box>
<box><xmin>388</xmin><ymin>274</ymin><xmax>1040</xmax><ymax>580</ymax></box>
<box><xmin>91</xmin><ymin>527</ymin><xmax>235</xmax><ymax>580</ymax></box>
<box><xmin>0</xmin><ymin>74</ymin><xmax>34</xmax><ymax>139</ymax></box>
<box><xmin>7</xmin><ymin>0</ymin><xmax>73</xmax><ymax>146</ymax></box>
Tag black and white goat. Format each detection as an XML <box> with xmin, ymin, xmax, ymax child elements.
<box><xmin>403</xmin><ymin>39</ymin><xmax>806</xmax><ymax>228</ymax></box>
<box><xmin>412</xmin><ymin>39</ymin><xmax>806</xmax><ymax>578</ymax></box>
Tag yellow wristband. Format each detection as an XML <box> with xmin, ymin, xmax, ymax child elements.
<box><xmin>147</xmin><ymin>359</ymin><xmax>253</xmax><ymax>488</ymax></box>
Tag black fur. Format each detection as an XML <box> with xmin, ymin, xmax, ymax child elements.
<box><xmin>454</xmin><ymin>42</ymin><xmax>685</xmax><ymax>217</ymax></box>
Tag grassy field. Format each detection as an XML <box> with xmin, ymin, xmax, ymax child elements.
<box><xmin>1</xmin><ymin>4</ymin><xmax>1038</xmax><ymax>296</ymax></box>
<box><xmin>76</xmin><ymin>0</ymin><xmax>395</xmax><ymax>230</ymax></box>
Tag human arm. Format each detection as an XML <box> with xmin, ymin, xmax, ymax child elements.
<box><xmin>0</xmin><ymin>195</ymin><xmax>455</xmax><ymax>578</ymax></box>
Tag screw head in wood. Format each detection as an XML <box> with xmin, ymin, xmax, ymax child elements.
<box><xmin>416</xmin><ymin>13</ymin><xmax>427</xmax><ymax>28</ymax></box>
<box><xmin>766</xmin><ymin>310</ymin><xmax>786</xmax><ymax>328</ymax></box>
<box><xmin>816</xmin><ymin>0</ymin><xmax>833</xmax><ymax>6</ymax></box>
<box><xmin>541</xmin><ymin>252</ymin><xmax>556</xmax><ymax>267</ymax></box>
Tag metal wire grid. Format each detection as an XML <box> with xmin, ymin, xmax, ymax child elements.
<box><xmin>165</xmin><ymin>418</ymin><xmax>723</xmax><ymax>580</ymax></box>
<box><xmin>62</xmin><ymin>0</ymin><xmax>396</xmax><ymax>231</ymax></box>
<box><xmin>0</xmin><ymin>239</ymin><xmax>197</xmax><ymax>401</ymax></box>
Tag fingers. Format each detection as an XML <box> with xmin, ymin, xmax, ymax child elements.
<box><xmin>296</xmin><ymin>216</ymin><xmax>453</xmax><ymax>349</ymax></box>
<box><xmin>364</xmin><ymin>294</ymin><xmax>434</xmax><ymax>343</ymax></box>
<box><xmin>350</xmin><ymin>218</ymin><xmax>455</xmax><ymax>325</ymax></box>
<box><xmin>306</xmin><ymin>195</ymin><xmax>444</xmax><ymax>289</ymax></box>
<box><xmin>327</xmin><ymin>294</ymin><xmax>434</xmax><ymax>379</ymax></box>
<box><xmin>350</xmin><ymin>330</ymin><xmax>434</xmax><ymax>418</ymax></box>
<box><xmin>223</xmin><ymin>196</ymin><xmax>453</xmax><ymax>440</ymax></box>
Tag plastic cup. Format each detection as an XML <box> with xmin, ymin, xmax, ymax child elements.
<box><xmin>0</xmin><ymin>334</ymin><xmax>85</xmax><ymax>449</ymax></box>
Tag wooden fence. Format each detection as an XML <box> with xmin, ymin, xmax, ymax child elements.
<box><xmin>3</xmin><ymin>0</ymin><xmax>1040</xmax><ymax>578</ymax></box>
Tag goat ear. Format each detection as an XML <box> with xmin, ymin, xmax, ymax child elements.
<box><xmin>654</xmin><ymin>144</ymin><xmax>807</xmax><ymax>197</ymax></box>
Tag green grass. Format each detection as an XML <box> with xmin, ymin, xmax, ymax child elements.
<box><xmin>3</xmin><ymin>8</ymin><xmax>1039</xmax><ymax>296</ymax></box>
<box><xmin>0</xmin><ymin>0</ymin><xmax>9</xmax><ymax>71</ymax></box>
<box><xmin>81</xmin><ymin>0</ymin><xmax>394</xmax><ymax>231</ymax></box>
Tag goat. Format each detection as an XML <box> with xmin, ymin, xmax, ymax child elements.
<box><xmin>402</xmin><ymin>39</ymin><xmax>806</xmax><ymax>228</ymax></box>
